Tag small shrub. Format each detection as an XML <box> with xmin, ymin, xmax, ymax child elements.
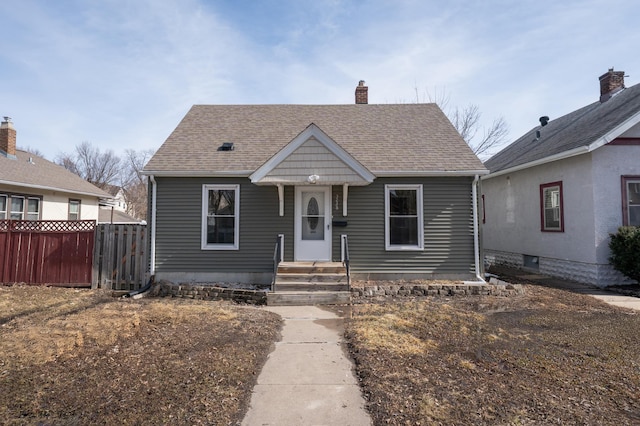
<box><xmin>609</xmin><ymin>226</ymin><xmax>640</xmax><ymax>282</ymax></box>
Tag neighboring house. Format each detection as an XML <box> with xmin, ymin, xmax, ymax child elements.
<box><xmin>142</xmin><ymin>82</ymin><xmax>488</xmax><ymax>285</ymax></box>
<box><xmin>0</xmin><ymin>117</ymin><xmax>111</xmax><ymax>221</ymax></box>
<box><xmin>102</xmin><ymin>184</ymin><xmax>128</xmax><ymax>212</ymax></box>
<box><xmin>98</xmin><ymin>206</ymin><xmax>145</xmax><ymax>224</ymax></box>
<box><xmin>482</xmin><ymin>68</ymin><xmax>640</xmax><ymax>286</ymax></box>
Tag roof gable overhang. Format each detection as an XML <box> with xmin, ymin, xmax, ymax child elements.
<box><xmin>250</xmin><ymin>123</ymin><xmax>376</xmax><ymax>186</ymax></box>
<box><xmin>484</xmin><ymin>109</ymin><xmax>640</xmax><ymax>180</ymax></box>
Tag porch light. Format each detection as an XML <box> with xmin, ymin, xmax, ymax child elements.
<box><xmin>307</xmin><ymin>174</ymin><xmax>319</xmax><ymax>184</ymax></box>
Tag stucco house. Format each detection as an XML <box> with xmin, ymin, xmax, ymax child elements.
<box><xmin>143</xmin><ymin>82</ymin><xmax>488</xmax><ymax>287</ymax></box>
<box><xmin>0</xmin><ymin>117</ymin><xmax>111</xmax><ymax>221</ymax></box>
<box><xmin>482</xmin><ymin>68</ymin><xmax>640</xmax><ymax>286</ymax></box>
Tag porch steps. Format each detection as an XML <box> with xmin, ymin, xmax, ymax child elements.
<box><xmin>268</xmin><ymin>262</ymin><xmax>351</xmax><ymax>306</ymax></box>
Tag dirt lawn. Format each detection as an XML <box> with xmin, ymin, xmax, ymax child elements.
<box><xmin>0</xmin><ymin>285</ymin><xmax>281</xmax><ymax>425</ymax></box>
<box><xmin>3</xmin><ymin>279</ymin><xmax>640</xmax><ymax>425</ymax></box>
<box><xmin>345</xmin><ymin>274</ymin><xmax>640</xmax><ymax>425</ymax></box>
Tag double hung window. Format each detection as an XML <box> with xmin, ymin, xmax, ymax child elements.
<box><xmin>622</xmin><ymin>176</ymin><xmax>640</xmax><ymax>226</ymax></box>
<box><xmin>201</xmin><ymin>185</ymin><xmax>239</xmax><ymax>250</ymax></box>
<box><xmin>0</xmin><ymin>194</ymin><xmax>41</xmax><ymax>220</ymax></box>
<box><xmin>69</xmin><ymin>200</ymin><xmax>81</xmax><ymax>220</ymax></box>
<box><xmin>540</xmin><ymin>182</ymin><xmax>563</xmax><ymax>232</ymax></box>
<box><xmin>385</xmin><ymin>184</ymin><xmax>424</xmax><ymax>250</ymax></box>
<box><xmin>0</xmin><ymin>195</ymin><xmax>6</xmax><ymax>219</ymax></box>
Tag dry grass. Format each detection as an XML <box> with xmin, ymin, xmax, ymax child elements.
<box><xmin>0</xmin><ymin>285</ymin><xmax>281</xmax><ymax>425</ymax></box>
<box><xmin>345</xmin><ymin>282</ymin><xmax>640</xmax><ymax>425</ymax></box>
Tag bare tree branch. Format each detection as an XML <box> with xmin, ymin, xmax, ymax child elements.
<box><xmin>56</xmin><ymin>142</ymin><xmax>122</xmax><ymax>189</ymax></box>
<box><xmin>414</xmin><ymin>86</ymin><xmax>509</xmax><ymax>160</ymax></box>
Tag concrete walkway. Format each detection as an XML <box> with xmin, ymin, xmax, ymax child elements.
<box><xmin>491</xmin><ymin>266</ymin><xmax>640</xmax><ymax>311</ymax></box>
<box><xmin>242</xmin><ymin>306</ymin><xmax>372</xmax><ymax>426</ymax></box>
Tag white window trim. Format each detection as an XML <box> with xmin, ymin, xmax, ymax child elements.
<box><xmin>201</xmin><ymin>184</ymin><xmax>240</xmax><ymax>250</ymax></box>
<box><xmin>385</xmin><ymin>184</ymin><xmax>424</xmax><ymax>251</ymax></box>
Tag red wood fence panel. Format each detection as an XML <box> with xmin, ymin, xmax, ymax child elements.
<box><xmin>0</xmin><ymin>220</ymin><xmax>95</xmax><ymax>287</ymax></box>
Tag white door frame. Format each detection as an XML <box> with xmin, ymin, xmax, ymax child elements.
<box><xmin>294</xmin><ymin>186</ymin><xmax>332</xmax><ymax>261</ymax></box>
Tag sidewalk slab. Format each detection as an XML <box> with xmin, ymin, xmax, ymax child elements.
<box><xmin>242</xmin><ymin>306</ymin><xmax>371</xmax><ymax>426</ymax></box>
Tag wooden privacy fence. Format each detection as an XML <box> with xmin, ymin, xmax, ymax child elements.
<box><xmin>93</xmin><ymin>224</ymin><xmax>148</xmax><ymax>291</ymax></box>
<box><xmin>0</xmin><ymin>220</ymin><xmax>95</xmax><ymax>287</ymax></box>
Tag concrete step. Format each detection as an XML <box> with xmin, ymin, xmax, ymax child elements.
<box><xmin>276</xmin><ymin>273</ymin><xmax>348</xmax><ymax>284</ymax></box>
<box><xmin>278</xmin><ymin>262</ymin><xmax>346</xmax><ymax>275</ymax></box>
<box><xmin>267</xmin><ymin>291</ymin><xmax>351</xmax><ymax>306</ymax></box>
<box><xmin>274</xmin><ymin>282</ymin><xmax>350</xmax><ymax>292</ymax></box>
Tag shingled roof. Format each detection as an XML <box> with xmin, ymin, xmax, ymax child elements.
<box><xmin>0</xmin><ymin>150</ymin><xmax>111</xmax><ymax>198</ymax></box>
<box><xmin>485</xmin><ymin>79</ymin><xmax>640</xmax><ymax>174</ymax></box>
<box><xmin>144</xmin><ymin>104</ymin><xmax>486</xmax><ymax>176</ymax></box>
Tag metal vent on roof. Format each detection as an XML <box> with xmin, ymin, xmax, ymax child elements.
<box><xmin>218</xmin><ymin>142</ymin><xmax>234</xmax><ymax>151</ymax></box>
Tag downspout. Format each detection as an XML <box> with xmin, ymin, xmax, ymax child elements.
<box><xmin>149</xmin><ymin>175</ymin><xmax>157</xmax><ymax>276</ymax></box>
<box><xmin>472</xmin><ymin>175</ymin><xmax>484</xmax><ymax>282</ymax></box>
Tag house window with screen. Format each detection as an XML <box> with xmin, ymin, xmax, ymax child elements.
<box><xmin>201</xmin><ymin>184</ymin><xmax>239</xmax><ymax>250</ymax></box>
<box><xmin>26</xmin><ymin>198</ymin><xmax>40</xmax><ymax>220</ymax></box>
<box><xmin>0</xmin><ymin>195</ymin><xmax>6</xmax><ymax>219</ymax></box>
<box><xmin>540</xmin><ymin>181</ymin><xmax>563</xmax><ymax>232</ymax></box>
<box><xmin>622</xmin><ymin>176</ymin><xmax>640</xmax><ymax>226</ymax></box>
<box><xmin>10</xmin><ymin>196</ymin><xmax>25</xmax><ymax>220</ymax></box>
<box><xmin>69</xmin><ymin>199</ymin><xmax>81</xmax><ymax>220</ymax></box>
<box><xmin>385</xmin><ymin>184</ymin><xmax>424</xmax><ymax>250</ymax></box>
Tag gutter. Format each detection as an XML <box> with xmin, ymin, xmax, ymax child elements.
<box><xmin>149</xmin><ymin>175</ymin><xmax>157</xmax><ymax>276</ymax></box>
<box><xmin>471</xmin><ymin>174</ymin><xmax>485</xmax><ymax>282</ymax></box>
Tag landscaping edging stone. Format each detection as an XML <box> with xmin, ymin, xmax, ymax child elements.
<box><xmin>351</xmin><ymin>277</ymin><xmax>524</xmax><ymax>300</ymax></box>
<box><xmin>151</xmin><ymin>281</ymin><xmax>268</xmax><ymax>305</ymax></box>
<box><xmin>151</xmin><ymin>278</ymin><xmax>523</xmax><ymax>305</ymax></box>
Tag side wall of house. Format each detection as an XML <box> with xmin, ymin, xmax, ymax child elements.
<box><xmin>483</xmin><ymin>154</ymin><xmax>601</xmax><ymax>284</ymax></box>
<box><xmin>0</xmin><ymin>183</ymin><xmax>100</xmax><ymax>221</ymax></box>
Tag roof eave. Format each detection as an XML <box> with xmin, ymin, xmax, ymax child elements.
<box><xmin>141</xmin><ymin>170</ymin><xmax>253</xmax><ymax>177</ymax></box>
<box><xmin>482</xmin><ymin>146</ymin><xmax>590</xmax><ymax>180</ymax></box>
<box><xmin>375</xmin><ymin>169</ymin><xmax>489</xmax><ymax>177</ymax></box>
<box><xmin>587</xmin><ymin>109</ymin><xmax>640</xmax><ymax>151</ymax></box>
<box><xmin>0</xmin><ymin>179</ymin><xmax>112</xmax><ymax>199</ymax></box>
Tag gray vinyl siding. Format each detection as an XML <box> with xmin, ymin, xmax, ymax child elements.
<box><xmin>154</xmin><ymin>176</ymin><xmax>474</xmax><ymax>276</ymax></box>
<box><xmin>331</xmin><ymin>177</ymin><xmax>475</xmax><ymax>274</ymax></box>
<box><xmin>155</xmin><ymin>177</ymin><xmax>293</xmax><ymax>273</ymax></box>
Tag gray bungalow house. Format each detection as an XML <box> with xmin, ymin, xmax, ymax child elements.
<box><xmin>143</xmin><ymin>82</ymin><xmax>488</xmax><ymax>287</ymax></box>
<box><xmin>483</xmin><ymin>69</ymin><xmax>640</xmax><ymax>286</ymax></box>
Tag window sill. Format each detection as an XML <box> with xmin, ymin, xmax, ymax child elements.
<box><xmin>201</xmin><ymin>245</ymin><xmax>239</xmax><ymax>251</ymax></box>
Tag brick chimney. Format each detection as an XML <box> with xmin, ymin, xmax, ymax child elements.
<box><xmin>0</xmin><ymin>117</ymin><xmax>17</xmax><ymax>158</ymax></box>
<box><xmin>355</xmin><ymin>80</ymin><xmax>368</xmax><ymax>104</ymax></box>
<box><xmin>599</xmin><ymin>68</ymin><xmax>625</xmax><ymax>102</ymax></box>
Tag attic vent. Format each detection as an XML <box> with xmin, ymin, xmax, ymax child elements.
<box><xmin>218</xmin><ymin>142</ymin><xmax>234</xmax><ymax>151</ymax></box>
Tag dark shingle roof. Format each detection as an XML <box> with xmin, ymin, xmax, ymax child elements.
<box><xmin>144</xmin><ymin>104</ymin><xmax>486</xmax><ymax>175</ymax></box>
<box><xmin>0</xmin><ymin>150</ymin><xmax>111</xmax><ymax>198</ymax></box>
<box><xmin>485</xmin><ymin>82</ymin><xmax>640</xmax><ymax>173</ymax></box>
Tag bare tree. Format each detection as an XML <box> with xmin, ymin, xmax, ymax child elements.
<box><xmin>415</xmin><ymin>86</ymin><xmax>509</xmax><ymax>160</ymax></box>
<box><xmin>56</xmin><ymin>142</ymin><xmax>122</xmax><ymax>189</ymax></box>
<box><xmin>121</xmin><ymin>149</ymin><xmax>154</xmax><ymax>220</ymax></box>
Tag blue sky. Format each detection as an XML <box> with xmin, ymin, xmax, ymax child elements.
<box><xmin>2</xmin><ymin>0</ymin><xmax>639</xmax><ymax>161</ymax></box>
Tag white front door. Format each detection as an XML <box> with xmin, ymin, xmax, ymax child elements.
<box><xmin>295</xmin><ymin>186</ymin><xmax>331</xmax><ymax>261</ymax></box>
